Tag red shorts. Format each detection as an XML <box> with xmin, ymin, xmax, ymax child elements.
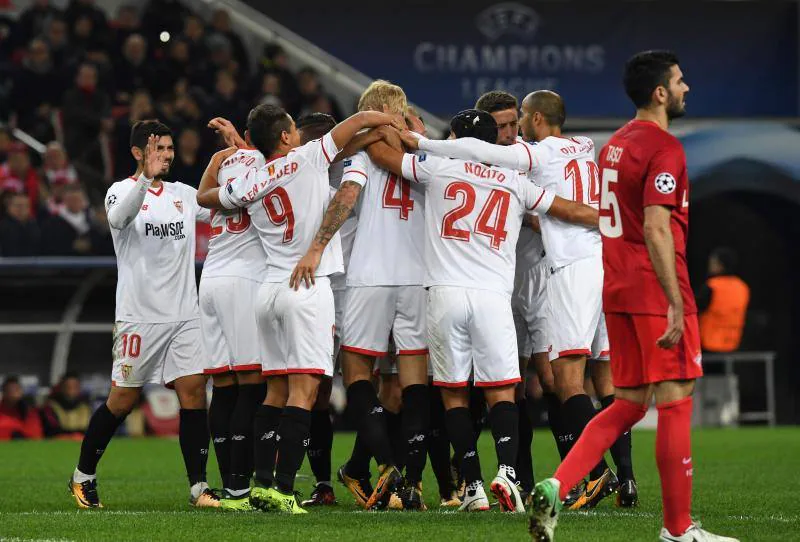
<box><xmin>606</xmin><ymin>312</ymin><xmax>703</xmax><ymax>387</ymax></box>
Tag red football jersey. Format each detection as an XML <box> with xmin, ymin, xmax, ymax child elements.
<box><xmin>598</xmin><ymin>120</ymin><xmax>697</xmax><ymax>316</ymax></box>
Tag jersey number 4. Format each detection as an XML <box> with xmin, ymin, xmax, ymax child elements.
<box><xmin>263</xmin><ymin>187</ymin><xmax>295</xmax><ymax>243</ymax></box>
<box><xmin>383</xmin><ymin>173</ymin><xmax>414</xmax><ymax>220</ymax></box>
<box><xmin>441</xmin><ymin>181</ymin><xmax>510</xmax><ymax>249</ymax></box>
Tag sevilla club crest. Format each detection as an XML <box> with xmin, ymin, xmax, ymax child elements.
<box><xmin>174</xmin><ymin>200</ymin><xmax>183</xmax><ymax>213</ymax></box>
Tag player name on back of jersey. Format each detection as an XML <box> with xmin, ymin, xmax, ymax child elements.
<box><xmin>230</xmin><ymin>161</ymin><xmax>299</xmax><ymax>204</ymax></box>
<box><xmin>463</xmin><ymin>161</ymin><xmax>509</xmax><ymax>183</ymax></box>
<box><xmin>220</xmin><ymin>151</ymin><xmax>260</xmax><ymax>170</ymax></box>
<box><xmin>144</xmin><ymin>220</ymin><xmax>185</xmax><ymax>240</ymax></box>
<box><xmin>556</xmin><ymin>137</ymin><xmax>594</xmax><ymax>156</ymax></box>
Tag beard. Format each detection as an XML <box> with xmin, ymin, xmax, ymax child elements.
<box><xmin>666</xmin><ymin>91</ymin><xmax>686</xmax><ymax>120</ymax></box>
<box><xmin>154</xmin><ymin>162</ymin><xmax>172</xmax><ymax>180</ymax></box>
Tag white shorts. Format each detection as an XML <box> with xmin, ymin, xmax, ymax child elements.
<box><xmin>332</xmin><ymin>275</ymin><xmax>346</xmax><ymax>360</ymax></box>
<box><xmin>546</xmin><ymin>255</ymin><xmax>610</xmax><ymax>362</ymax></box>
<box><xmin>341</xmin><ymin>285</ymin><xmax>427</xmax><ymax>356</ymax></box>
<box><xmin>256</xmin><ymin>278</ymin><xmax>335</xmax><ymax>377</ymax></box>
<box><xmin>512</xmin><ymin>260</ymin><xmax>549</xmax><ymax>358</ymax></box>
<box><xmin>427</xmin><ymin>286</ymin><xmax>520</xmax><ymax>388</ymax></box>
<box><xmin>111</xmin><ymin>319</ymin><xmax>205</xmax><ymax>387</ymax></box>
<box><xmin>199</xmin><ymin>276</ymin><xmax>264</xmax><ymax>374</ymax></box>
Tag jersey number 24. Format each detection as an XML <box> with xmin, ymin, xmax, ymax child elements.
<box><xmin>441</xmin><ymin>181</ymin><xmax>509</xmax><ymax>250</ymax></box>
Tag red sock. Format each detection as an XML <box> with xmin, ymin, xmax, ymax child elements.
<box><xmin>656</xmin><ymin>397</ymin><xmax>694</xmax><ymax>536</ymax></box>
<box><xmin>554</xmin><ymin>398</ymin><xmax>647</xmax><ymax>501</ymax></box>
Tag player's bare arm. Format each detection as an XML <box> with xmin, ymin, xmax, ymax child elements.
<box><xmin>526</xmin><ymin>214</ymin><xmax>542</xmax><ymax>233</ymax></box>
<box><xmin>546</xmin><ymin>196</ymin><xmax>600</xmax><ymax>228</ymax></box>
<box><xmin>335</xmin><ymin>125</ymin><xmax>402</xmax><ymax>162</ymax></box>
<box><xmin>329</xmin><ymin>111</ymin><xmax>405</xmax><ymax>151</ymax></box>
<box><xmin>107</xmin><ymin>135</ymin><xmax>162</xmax><ymax>229</ymax></box>
<box><xmin>643</xmin><ymin>204</ymin><xmax>684</xmax><ymax>348</ymax></box>
<box><xmin>289</xmin><ymin>180</ymin><xmax>362</xmax><ymax>290</ymax></box>
<box><xmin>364</xmin><ymin>139</ymin><xmax>405</xmax><ymax>177</ymax></box>
<box><xmin>195</xmin><ymin>147</ymin><xmax>239</xmax><ymax>209</ymax></box>
<box><xmin>208</xmin><ymin>117</ymin><xmax>246</xmax><ymax>149</ymax></box>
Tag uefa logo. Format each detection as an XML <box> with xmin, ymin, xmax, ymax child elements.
<box><xmin>475</xmin><ymin>2</ymin><xmax>541</xmax><ymax>41</ymax></box>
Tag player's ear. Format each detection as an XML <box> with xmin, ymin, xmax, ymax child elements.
<box><xmin>653</xmin><ymin>85</ymin><xmax>668</xmax><ymax>106</ymax></box>
<box><xmin>131</xmin><ymin>146</ymin><xmax>143</xmax><ymax>162</ymax></box>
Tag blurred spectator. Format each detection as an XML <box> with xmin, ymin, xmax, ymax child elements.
<box><xmin>113</xmin><ymin>89</ymin><xmax>154</xmax><ymax>179</ymax></box>
<box><xmin>256</xmin><ymin>70</ymin><xmax>283</xmax><ymax>107</ymax></box>
<box><xmin>0</xmin><ymin>143</ymin><xmax>42</xmax><ymax>214</ymax></box>
<box><xmin>64</xmin><ymin>0</ymin><xmax>108</xmax><ymax>40</ymax></box>
<box><xmin>698</xmin><ymin>248</ymin><xmax>751</xmax><ymax>353</ymax></box>
<box><xmin>171</xmin><ymin>127</ymin><xmax>204</xmax><ymax>188</ymax></box>
<box><xmin>113</xmin><ymin>33</ymin><xmax>156</xmax><ymax>105</ymax></box>
<box><xmin>110</xmin><ymin>4</ymin><xmax>141</xmax><ymax>55</ymax></box>
<box><xmin>10</xmin><ymin>39</ymin><xmax>60</xmax><ymax>142</ymax></box>
<box><xmin>42</xmin><ymin>141</ymin><xmax>78</xmax><ymax>214</ymax></box>
<box><xmin>297</xmin><ymin>67</ymin><xmax>343</xmax><ymax>121</ymax></box>
<box><xmin>70</xmin><ymin>13</ymin><xmax>106</xmax><ymax>54</ymax></box>
<box><xmin>206</xmin><ymin>70</ymin><xmax>247</xmax><ymax>130</ymax></box>
<box><xmin>15</xmin><ymin>0</ymin><xmax>60</xmax><ymax>49</ymax></box>
<box><xmin>40</xmin><ymin>184</ymin><xmax>98</xmax><ymax>256</ymax></box>
<box><xmin>209</xmin><ymin>8</ymin><xmax>248</xmax><ymax>76</ymax></box>
<box><xmin>174</xmin><ymin>89</ymin><xmax>205</xmax><ymax>132</ymax></box>
<box><xmin>0</xmin><ymin>126</ymin><xmax>12</xmax><ymax>163</ymax></box>
<box><xmin>0</xmin><ymin>375</ymin><xmax>43</xmax><ymax>440</ymax></box>
<box><xmin>203</xmin><ymin>33</ymin><xmax>238</xmax><ymax>86</ymax></box>
<box><xmin>258</xmin><ymin>44</ymin><xmax>300</xmax><ymax>115</ymax></box>
<box><xmin>41</xmin><ymin>372</ymin><xmax>91</xmax><ymax>438</ymax></box>
<box><xmin>158</xmin><ymin>38</ymin><xmax>193</xmax><ymax>93</ymax></box>
<box><xmin>62</xmin><ymin>63</ymin><xmax>112</xmax><ymax>190</ymax></box>
<box><xmin>89</xmin><ymin>204</ymin><xmax>114</xmax><ymax>255</ymax></box>
<box><xmin>0</xmin><ymin>193</ymin><xmax>39</xmax><ymax>256</ymax></box>
<box><xmin>44</xmin><ymin>16</ymin><xmax>79</xmax><ymax>69</ymax></box>
<box><xmin>0</xmin><ymin>14</ymin><xmax>15</xmax><ymax>64</ymax></box>
<box><xmin>179</xmin><ymin>14</ymin><xmax>207</xmax><ymax>63</ymax></box>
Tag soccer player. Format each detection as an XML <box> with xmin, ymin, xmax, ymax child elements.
<box><xmin>292</xmin><ymin>81</ymin><xmax>430</xmax><ymax>510</ymax></box>
<box><xmin>528</xmin><ymin>51</ymin><xmax>739</xmax><ymax>542</ymax></box>
<box><xmin>198</xmin><ymin>104</ymin><xmax>399</xmax><ymax>514</ymax></box>
<box><xmin>196</xmin><ymin>117</ymin><xmax>267</xmax><ymax>511</ymax></box>
<box><xmin>474</xmin><ymin>90</ymin><xmax>546</xmax><ymax>503</ymax></box>
<box><xmin>519</xmin><ymin>90</ymin><xmax>637</xmax><ymax>509</ymax></box>
<box><xmin>69</xmin><ymin>121</ymin><xmax>217</xmax><ymax>509</ymax></box>
<box><xmin>325</xmin><ymin>109</ymin><xmax>599</xmax><ymax>513</ymax></box>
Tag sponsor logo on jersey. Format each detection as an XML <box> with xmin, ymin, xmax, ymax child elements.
<box><xmin>654</xmin><ymin>172</ymin><xmax>677</xmax><ymax>194</ymax></box>
<box><xmin>173</xmin><ymin>200</ymin><xmax>183</xmax><ymax>213</ymax></box>
<box><xmin>145</xmin><ymin>220</ymin><xmax>186</xmax><ymax>240</ymax></box>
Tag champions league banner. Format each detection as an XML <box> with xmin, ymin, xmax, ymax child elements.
<box><xmin>248</xmin><ymin>0</ymin><xmax>798</xmax><ymax>117</ymax></box>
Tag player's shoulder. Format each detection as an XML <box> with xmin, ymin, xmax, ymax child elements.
<box><xmin>107</xmin><ymin>176</ymin><xmax>136</xmax><ymax>194</ymax></box>
<box><xmin>342</xmin><ymin>149</ymin><xmax>369</xmax><ymax>168</ymax></box>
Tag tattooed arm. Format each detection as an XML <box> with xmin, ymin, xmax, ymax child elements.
<box><xmin>289</xmin><ymin>180</ymin><xmax>362</xmax><ymax>289</ymax></box>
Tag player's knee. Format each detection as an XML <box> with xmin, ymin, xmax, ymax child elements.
<box><xmin>106</xmin><ymin>390</ymin><xmax>139</xmax><ymax>417</ymax></box>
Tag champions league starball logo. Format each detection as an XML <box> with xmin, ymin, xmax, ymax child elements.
<box><xmin>654</xmin><ymin>172</ymin><xmax>677</xmax><ymax>194</ymax></box>
<box><xmin>475</xmin><ymin>2</ymin><xmax>541</xmax><ymax>41</ymax></box>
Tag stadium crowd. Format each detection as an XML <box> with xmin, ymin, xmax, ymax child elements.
<box><xmin>0</xmin><ymin>0</ymin><xmax>344</xmax><ymax>257</ymax></box>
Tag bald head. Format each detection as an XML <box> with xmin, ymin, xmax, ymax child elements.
<box><xmin>523</xmin><ymin>90</ymin><xmax>565</xmax><ymax>128</ymax></box>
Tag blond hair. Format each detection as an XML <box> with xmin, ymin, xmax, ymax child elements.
<box><xmin>357</xmin><ymin>80</ymin><xmax>407</xmax><ymax>115</ymax></box>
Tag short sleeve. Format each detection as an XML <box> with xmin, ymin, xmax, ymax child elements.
<box><xmin>183</xmin><ymin>185</ymin><xmax>211</xmax><ymax>222</ymax></box>
<box><xmin>401</xmin><ymin>152</ymin><xmax>440</xmax><ymax>185</ymax></box>
<box><xmin>104</xmin><ymin>182</ymin><xmax>131</xmax><ymax>212</ymax></box>
<box><xmin>643</xmin><ymin>142</ymin><xmax>685</xmax><ymax>208</ymax></box>
<box><xmin>340</xmin><ymin>152</ymin><xmax>369</xmax><ymax>187</ymax></box>
<box><xmin>521</xmin><ymin>175</ymin><xmax>555</xmax><ymax>214</ymax></box>
<box><xmin>219</xmin><ymin>166</ymin><xmax>261</xmax><ymax>209</ymax></box>
<box><xmin>293</xmin><ymin>131</ymin><xmax>340</xmax><ymax>172</ymax></box>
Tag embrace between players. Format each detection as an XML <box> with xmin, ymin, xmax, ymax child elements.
<box><xmin>67</xmin><ymin>49</ymin><xmax>738</xmax><ymax>542</ymax></box>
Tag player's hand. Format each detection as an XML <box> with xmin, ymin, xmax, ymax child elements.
<box><xmin>209</xmin><ymin>117</ymin><xmax>246</xmax><ymax>148</ymax></box>
<box><xmin>142</xmin><ymin>134</ymin><xmax>162</xmax><ymax>179</ymax></box>
<box><xmin>289</xmin><ymin>249</ymin><xmax>322</xmax><ymax>290</ymax></box>
<box><xmin>375</xmin><ymin>125</ymin><xmax>403</xmax><ymax>151</ymax></box>
<box><xmin>399</xmin><ymin>130</ymin><xmax>420</xmax><ymax>151</ymax></box>
<box><xmin>657</xmin><ymin>303</ymin><xmax>684</xmax><ymax>349</ymax></box>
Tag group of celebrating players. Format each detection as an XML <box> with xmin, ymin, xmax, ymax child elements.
<box><xmin>66</xmin><ymin>49</ymin><xmax>738</xmax><ymax>542</ymax></box>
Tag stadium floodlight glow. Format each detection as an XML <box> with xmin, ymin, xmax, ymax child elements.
<box><xmin>160</xmin><ymin>31</ymin><xmax>170</xmax><ymax>43</ymax></box>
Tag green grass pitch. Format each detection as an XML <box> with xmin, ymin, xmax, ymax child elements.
<box><xmin>1</xmin><ymin>428</ymin><xmax>798</xmax><ymax>541</ymax></box>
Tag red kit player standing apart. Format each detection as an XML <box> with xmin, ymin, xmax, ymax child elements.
<box><xmin>527</xmin><ymin>51</ymin><xmax>739</xmax><ymax>542</ymax></box>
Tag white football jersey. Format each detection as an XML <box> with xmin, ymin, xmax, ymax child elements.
<box><xmin>516</xmin><ymin>225</ymin><xmax>545</xmax><ymax>270</ymax></box>
<box><xmin>341</xmin><ymin>151</ymin><xmax>425</xmax><ymax>286</ymax></box>
<box><xmin>535</xmin><ymin>136</ymin><xmax>601</xmax><ymax>268</ymax></box>
<box><xmin>400</xmin><ymin>153</ymin><xmax>554</xmax><ymax>296</ymax></box>
<box><xmin>201</xmin><ymin>148</ymin><xmax>268</xmax><ymax>282</ymax></box>
<box><xmin>219</xmin><ymin>132</ymin><xmax>343</xmax><ymax>282</ymax></box>
<box><xmin>105</xmin><ymin>179</ymin><xmax>210</xmax><ymax>323</ymax></box>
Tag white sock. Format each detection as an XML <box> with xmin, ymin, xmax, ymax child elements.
<box><xmin>73</xmin><ymin>468</ymin><xmax>95</xmax><ymax>484</ymax></box>
<box><xmin>190</xmin><ymin>481</ymin><xmax>209</xmax><ymax>500</ymax></box>
<box><xmin>226</xmin><ymin>487</ymin><xmax>250</xmax><ymax>498</ymax></box>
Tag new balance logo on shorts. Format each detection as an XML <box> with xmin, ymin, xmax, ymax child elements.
<box><xmin>261</xmin><ymin>431</ymin><xmax>275</xmax><ymax>441</ymax></box>
<box><xmin>498</xmin><ymin>436</ymin><xmax>511</xmax><ymax>443</ymax></box>
<box><xmin>231</xmin><ymin>435</ymin><xmax>245</xmax><ymax>441</ymax></box>
<box><xmin>213</xmin><ymin>437</ymin><xmax>226</xmax><ymax>444</ymax></box>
